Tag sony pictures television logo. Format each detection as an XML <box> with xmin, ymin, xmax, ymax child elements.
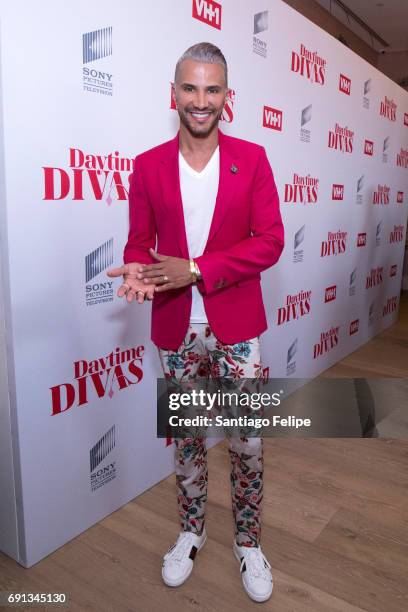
<box><xmin>90</xmin><ymin>425</ymin><xmax>116</xmax><ymax>492</ymax></box>
<box><xmin>253</xmin><ymin>10</ymin><xmax>268</xmax><ymax>58</ymax></box>
<box><xmin>383</xmin><ymin>136</ymin><xmax>390</xmax><ymax>163</ymax></box>
<box><xmin>82</xmin><ymin>26</ymin><xmax>113</xmax><ymax>96</ymax></box>
<box><xmin>363</xmin><ymin>78</ymin><xmax>371</xmax><ymax>109</ymax></box>
<box><xmin>349</xmin><ymin>267</ymin><xmax>357</xmax><ymax>296</ymax></box>
<box><xmin>85</xmin><ymin>238</ymin><xmax>114</xmax><ymax>306</ymax></box>
<box><xmin>376</xmin><ymin>221</ymin><xmax>382</xmax><ymax>246</ymax></box>
<box><xmin>356</xmin><ymin>175</ymin><xmax>364</xmax><ymax>204</ymax></box>
<box><xmin>286</xmin><ymin>338</ymin><xmax>298</xmax><ymax>376</ymax></box>
<box><xmin>293</xmin><ymin>224</ymin><xmax>305</xmax><ymax>263</ymax></box>
<box><xmin>368</xmin><ymin>300</ymin><xmax>375</xmax><ymax>326</ymax></box>
<box><xmin>300</xmin><ymin>104</ymin><xmax>312</xmax><ymax>143</ymax></box>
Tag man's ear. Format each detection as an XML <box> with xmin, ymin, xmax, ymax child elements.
<box><xmin>171</xmin><ymin>82</ymin><xmax>177</xmax><ymax>108</ymax></box>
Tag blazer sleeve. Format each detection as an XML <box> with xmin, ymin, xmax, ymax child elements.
<box><xmin>194</xmin><ymin>146</ymin><xmax>284</xmax><ymax>296</ymax></box>
<box><xmin>123</xmin><ymin>155</ymin><xmax>157</xmax><ymax>265</ymax></box>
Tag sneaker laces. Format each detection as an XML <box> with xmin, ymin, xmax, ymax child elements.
<box><xmin>164</xmin><ymin>532</ymin><xmax>195</xmax><ymax>564</ymax></box>
<box><xmin>241</xmin><ymin>547</ymin><xmax>271</xmax><ymax>581</ymax></box>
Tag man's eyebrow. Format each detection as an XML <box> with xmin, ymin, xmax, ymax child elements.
<box><xmin>180</xmin><ymin>82</ymin><xmax>222</xmax><ymax>89</ymax></box>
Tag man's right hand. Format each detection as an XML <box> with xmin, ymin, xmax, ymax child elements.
<box><xmin>107</xmin><ymin>262</ymin><xmax>155</xmax><ymax>304</ymax></box>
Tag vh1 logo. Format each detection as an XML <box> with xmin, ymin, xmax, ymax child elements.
<box><xmin>324</xmin><ymin>285</ymin><xmax>337</xmax><ymax>303</ymax></box>
<box><xmin>397</xmin><ymin>191</ymin><xmax>404</xmax><ymax>203</ymax></box>
<box><xmin>357</xmin><ymin>232</ymin><xmax>367</xmax><ymax>247</ymax></box>
<box><xmin>339</xmin><ymin>74</ymin><xmax>351</xmax><ymax>95</ymax></box>
<box><xmin>192</xmin><ymin>0</ymin><xmax>221</xmax><ymax>29</ymax></box>
<box><xmin>364</xmin><ymin>139</ymin><xmax>374</xmax><ymax>155</ymax></box>
<box><xmin>404</xmin><ymin>113</ymin><xmax>408</xmax><ymax>126</ymax></box>
<box><xmin>332</xmin><ymin>184</ymin><xmax>344</xmax><ymax>200</ymax></box>
<box><xmin>263</xmin><ymin>106</ymin><xmax>282</xmax><ymax>131</ymax></box>
<box><xmin>349</xmin><ymin>319</ymin><xmax>359</xmax><ymax>335</ymax></box>
<box><xmin>390</xmin><ymin>264</ymin><xmax>397</xmax><ymax>277</ymax></box>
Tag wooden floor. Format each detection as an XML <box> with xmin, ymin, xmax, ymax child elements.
<box><xmin>1</xmin><ymin>293</ymin><xmax>407</xmax><ymax>612</ymax></box>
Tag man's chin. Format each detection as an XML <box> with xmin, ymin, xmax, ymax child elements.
<box><xmin>184</xmin><ymin>119</ymin><xmax>219</xmax><ymax>138</ymax></box>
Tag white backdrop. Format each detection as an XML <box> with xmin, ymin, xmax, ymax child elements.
<box><xmin>0</xmin><ymin>0</ymin><xmax>407</xmax><ymax>567</ymax></box>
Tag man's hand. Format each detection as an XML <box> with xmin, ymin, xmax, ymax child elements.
<box><xmin>136</xmin><ymin>248</ymin><xmax>193</xmax><ymax>292</ymax></box>
<box><xmin>106</xmin><ymin>262</ymin><xmax>156</xmax><ymax>304</ymax></box>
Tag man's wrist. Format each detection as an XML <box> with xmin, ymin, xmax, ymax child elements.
<box><xmin>189</xmin><ymin>259</ymin><xmax>202</xmax><ymax>283</ymax></box>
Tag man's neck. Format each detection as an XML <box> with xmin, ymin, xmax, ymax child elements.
<box><xmin>179</xmin><ymin>123</ymin><xmax>219</xmax><ymax>158</ymax></box>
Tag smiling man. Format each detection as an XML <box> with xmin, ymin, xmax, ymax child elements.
<box><xmin>107</xmin><ymin>42</ymin><xmax>284</xmax><ymax>603</ymax></box>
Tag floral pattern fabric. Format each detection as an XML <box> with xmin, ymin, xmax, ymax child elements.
<box><xmin>158</xmin><ymin>323</ymin><xmax>264</xmax><ymax>548</ymax></box>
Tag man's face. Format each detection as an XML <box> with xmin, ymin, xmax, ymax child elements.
<box><xmin>172</xmin><ymin>59</ymin><xmax>228</xmax><ymax>138</ymax></box>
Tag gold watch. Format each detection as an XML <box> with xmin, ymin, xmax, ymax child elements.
<box><xmin>189</xmin><ymin>259</ymin><xmax>202</xmax><ymax>283</ymax></box>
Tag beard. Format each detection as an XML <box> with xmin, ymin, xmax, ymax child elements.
<box><xmin>178</xmin><ymin>106</ymin><xmax>223</xmax><ymax>138</ymax></box>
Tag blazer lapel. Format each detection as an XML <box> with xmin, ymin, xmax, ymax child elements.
<box><xmin>158</xmin><ymin>132</ymin><xmax>190</xmax><ymax>258</ymax></box>
<box><xmin>204</xmin><ymin>128</ymin><xmax>239</xmax><ymax>250</ymax></box>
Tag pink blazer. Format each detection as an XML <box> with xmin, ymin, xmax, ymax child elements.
<box><xmin>123</xmin><ymin>129</ymin><xmax>284</xmax><ymax>350</ymax></box>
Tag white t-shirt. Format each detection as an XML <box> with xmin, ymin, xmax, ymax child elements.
<box><xmin>178</xmin><ymin>146</ymin><xmax>220</xmax><ymax>322</ymax></box>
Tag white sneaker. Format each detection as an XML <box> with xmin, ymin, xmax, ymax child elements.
<box><xmin>233</xmin><ymin>540</ymin><xmax>273</xmax><ymax>602</ymax></box>
<box><xmin>162</xmin><ymin>529</ymin><xmax>207</xmax><ymax>587</ymax></box>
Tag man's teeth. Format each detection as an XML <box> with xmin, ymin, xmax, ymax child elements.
<box><xmin>191</xmin><ymin>112</ymin><xmax>210</xmax><ymax>117</ymax></box>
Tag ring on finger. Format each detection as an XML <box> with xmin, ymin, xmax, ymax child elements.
<box><xmin>163</xmin><ymin>275</ymin><xmax>169</xmax><ymax>282</ymax></box>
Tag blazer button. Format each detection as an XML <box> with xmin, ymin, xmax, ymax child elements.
<box><xmin>214</xmin><ymin>277</ymin><xmax>227</xmax><ymax>289</ymax></box>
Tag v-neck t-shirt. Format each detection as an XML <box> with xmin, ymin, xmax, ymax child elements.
<box><xmin>178</xmin><ymin>146</ymin><xmax>220</xmax><ymax>323</ymax></box>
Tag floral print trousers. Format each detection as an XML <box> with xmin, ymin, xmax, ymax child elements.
<box><xmin>158</xmin><ymin>323</ymin><xmax>264</xmax><ymax>548</ymax></box>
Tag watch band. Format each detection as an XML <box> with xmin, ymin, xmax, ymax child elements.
<box><xmin>189</xmin><ymin>259</ymin><xmax>197</xmax><ymax>283</ymax></box>
<box><xmin>194</xmin><ymin>261</ymin><xmax>202</xmax><ymax>280</ymax></box>
<box><xmin>189</xmin><ymin>259</ymin><xmax>202</xmax><ymax>283</ymax></box>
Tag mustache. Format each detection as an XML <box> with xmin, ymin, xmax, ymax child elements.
<box><xmin>186</xmin><ymin>107</ymin><xmax>215</xmax><ymax>113</ymax></box>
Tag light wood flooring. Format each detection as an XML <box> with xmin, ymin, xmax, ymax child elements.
<box><xmin>1</xmin><ymin>293</ymin><xmax>407</xmax><ymax>612</ymax></box>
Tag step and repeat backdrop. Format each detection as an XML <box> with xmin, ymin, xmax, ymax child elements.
<box><xmin>0</xmin><ymin>0</ymin><xmax>407</xmax><ymax>566</ymax></box>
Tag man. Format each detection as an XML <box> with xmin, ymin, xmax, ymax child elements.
<box><xmin>107</xmin><ymin>42</ymin><xmax>284</xmax><ymax>603</ymax></box>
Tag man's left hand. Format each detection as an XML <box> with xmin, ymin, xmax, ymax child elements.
<box><xmin>136</xmin><ymin>248</ymin><xmax>193</xmax><ymax>292</ymax></box>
